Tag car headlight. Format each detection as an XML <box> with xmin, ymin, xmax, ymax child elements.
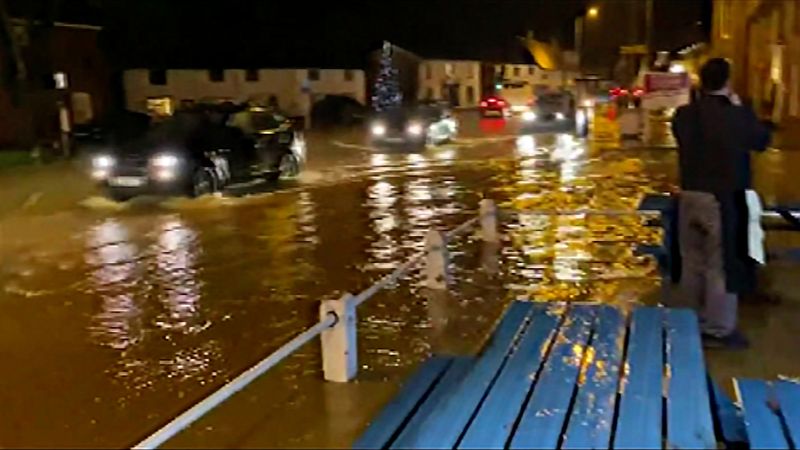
<box><xmin>555</xmin><ymin>112</ymin><xmax>566</xmax><ymax>120</ymax></box>
<box><xmin>407</xmin><ymin>122</ymin><xmax>423</xmax><ymax>136</ymax></box>
<box><xmin>92</xmin><ymin>154</ymin><xmax>115</xmax><ymax>169</ymax></box>
<box><xmin>522</xmin><ymin>111</ymin><xmax>537</xmax><ymax>122</ymax></box>
<box><xmin>371</xmin><ymin>123</ymin><xmax>386</xmax><ymax>136</ymax></box>
<box><xmin>151</xmin><ymin>154</ymin><xmax>180</xmax><ymax>168</ymax></box>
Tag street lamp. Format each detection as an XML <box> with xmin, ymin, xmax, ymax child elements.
<box><xmin>587</xmin><ymin>6</ymin><xmax>599</xmax><ymax>19</ymax></box>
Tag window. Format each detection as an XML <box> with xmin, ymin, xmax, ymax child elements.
<box><xmin>718</xmin><ymin>0</ymin><xmax>731</xmax><ymax>39</ymax></box>
<box><xmin>426</xmin><ymin>87</ymin><xmax>434</xmax><ymax>100</ymax></box>
<box><xmin>149</xmin><ymin>69</ymin><xmax>167</xmax><ymax>85</ymax></box>
<box><xmin>425</xmin><ymin>64</ymin><xmax>432</xmax><ymax>79</ymax></box>
<box><xmin>209</xmin><ymin>69</ymin><xmax>225</xmax><ymax>82</ymax></box>
<box><xmin>466</xmin><ymin>86</ymin><xmax>475</xmax><ymax>103</ymax></box>
<box><xmin>344</xmin><ymin>69</ymin><xmax>354</xmax><ymax>81</ymax></box>
<box><xmin>529</xmin><ymin>67</ymin><xmax>534</xmax><ymax>75</ymax></box>
<box><xmin>53</xmin><ymin>72</ymin><xmax>67</xmax><ymax>89</ymax></box>
<box><xmin>245</xmin><ymin>69</ymin><xmax>259</xmax><ymax>82</ymax></box>
<box><xmin>445</xmin><ymin>63</ymin><xmax>454</xmax><ymax>76</ymax></box>
<box><xmin>467</xmin><ymin>65</ymin><xmax>474</xmax><ymax>78</ymax></box>
<box><xmin>308</xmin><ymin>69</ymin><xmax>320</xmax><ymax>81</ymax></box>
<box><xmin>146</xmin><ymin>97</ymin><xmax>174</xmax><ymax>117</ymax></box>
<box><xmin>513</xmin><ymin>67</ymin><xmax>521</xmax><ymax>77</ymax></box>
<box><xmin>541</xmin><ymin>72</ymin><xmax>549</xmax><ymax>81</ymax></box>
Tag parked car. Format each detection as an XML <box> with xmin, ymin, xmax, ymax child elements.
<box><xmin>88</xmin><ymin>104</ymin><xmax>305</xmax><ymax>201</ymax></box>
<box><xmin>367</xmin><ymin>102</ymin><xmax>458</xmax><ymax>149</ymax></box>
<box><xmin>311</xmin><ymin>95</ymin><xmax>367</xmax><ymax>126</ymax></box>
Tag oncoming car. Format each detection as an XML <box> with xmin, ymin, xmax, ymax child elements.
<box><xmin>89</xmin><ymin>104</ymin><xmax>305</xmax><ymax>201</ymax></box>
<box><xmin>520</xmin><ymin>91</ymin><xmax>575</xmax><ymax>132</ymax></box>
<box><xmin>368</xmin><ymin>103</ymin><xmax>458</xmax><ymax>149</ymax></box>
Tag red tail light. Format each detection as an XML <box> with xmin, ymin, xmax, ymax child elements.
<box><xmin>497</xmin><ymin>100</ymin><xmax>506</xmax><ymax>107</ymax></box>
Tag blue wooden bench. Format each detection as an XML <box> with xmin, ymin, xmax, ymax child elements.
<box><xmin>355</xmin><ymin>301</ymin><xmax>717</xmax><ymax>449</ymax></box>
<box><xmin>735</xmin><ymin>378</ymin><xmax>800</xmax><ymax>448</ymax></box>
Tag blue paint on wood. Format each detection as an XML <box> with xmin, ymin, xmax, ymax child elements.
<box><xmin>458</xmin><ymin>303</ymin><xmax>561</xmax><ymax>449</ymax></box>
<box><xmin>664</xmin><ymin>309</ymin><xmax>716</xmax><ymax>449</ymax></box>
<box><xmin>736</xmin><ymin>379</ymin><xmax>790</xmax><ymax>449</ymax></box>
<box><xmin>353</xmin><ymin>357</ymin><xmax>452</xmax><ymax>449</ymax></box>
<box><xmin>562</xmin><ymin>306</ymin><xmax>625</xmax><ymax>450</ymax></box>
<box><xmin>775</xmin><ymin>380</ymin><xmax>800</xmax><ymax>447</ymax></box>
<box><xmin>613</xmin><ymin>307</ymin><xmax>664</xmax><ymax>450</ymax></box>
<box><xmin>396</xmin><ymin>300</ymin><xmax>534</xmax><ymax>448</ymax></box>
<box><xmin>391</xmin><ymin>357</ymin><xmax>474</xmax><ymax>448</ymax></box>
<box><xmin>509</xmin><ymin>305</ymin><xmax>596</xmax><ymax>449</ymax></box>
<box><xmin>708</xmin><ymin>377</ymin><xmax>748</xmax><ymax>444</ymax></box>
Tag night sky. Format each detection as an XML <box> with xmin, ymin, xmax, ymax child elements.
<box><xmin>17</xmin><ymin>0</ymin><xmax>712</xmax><ymax>69</ymax></box>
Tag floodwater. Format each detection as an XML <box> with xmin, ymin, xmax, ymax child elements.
<box><xmin>0</xmin><ymin>114</ymin><xmax>797</xmax><ymax>448</ymax></box>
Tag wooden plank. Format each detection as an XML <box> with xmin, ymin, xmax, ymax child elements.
<box><xmin>395</xmin><ymin>300</ymin><xmax>534</xmax><ymax>448</ymax></box>
<box><xmin>509</xmin><ymin>305</ymin><xmax>596</xmax><ymax>449</ymax></box>
<box><xmin>391</xmin><ymin>357</ymin><xmax>474</xmax><ymax>448</ymax></box>
<box><xmin>458</xmin><ymin>303</ymin><xmax>562</xmax><ymax>449</ymax></box>
<box><xmin>353</xmin><ymin>357</ymin><xmax>452</xmax><ymax>449</ymax></box>
<box><xmin>735</xmin><ymin>379</ymin><xmax>790</xmax><ymax>449</ymax></box>
<box><xmin>775</xmin><ymin>380</ymin><xmax>800</xmax><ymax>446</ymax></box>
<box><xmin>613</xmin><ymin>307</ymin><xmax>664</xmax><ymax>450</ymax></box>
<box><xmin>562</xmin><ymin>306</ymin><xmax>626</xmax><ymax>450</ymax></box>
<box><xmin>664</xmin><ymin>309</ymin><xmax>716</xmax><ymax>449</ymax></box>
<box><xmin>708</xmin><ymin>378</ymin><xmax>748</xmax><ymax>444</ymax></box>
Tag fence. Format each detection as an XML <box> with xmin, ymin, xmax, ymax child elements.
<box><xmin>132</xmin><ymin>200</ymin><xmax>677</xmax><ymax>449</ymax></box>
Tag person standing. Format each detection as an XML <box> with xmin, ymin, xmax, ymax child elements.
<box><xmin>671</xmin><ymin>58</ymin><xmax>771</xmax><ymax>349</ymax></box>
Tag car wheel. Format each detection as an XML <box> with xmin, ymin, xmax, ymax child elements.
<box><xmin>108</xmin><ymin>188</ymin><xmax>133</xmax><ymax>202</ymax></box>
<box><xmin>190</xmin><ymin>169</ymin><xmax>215</xmax><ymax>197</ymax></box>
<box><xmin>278</xmin><ymin>153</ymin><xmax>299</xmax><ymax>179</ymax></box>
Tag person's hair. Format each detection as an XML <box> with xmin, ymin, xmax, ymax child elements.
<box><xmin>700</xmin><ymin>58</ymin><xmax>731</xmax><ymax>92</ymax></box>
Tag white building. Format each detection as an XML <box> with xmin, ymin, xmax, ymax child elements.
<box><xmin>417</xmin><ymin>60</ymin><xmax>481</xmax><ymax>108</ymax></box>
<box><xmin>123</xmin><ymin>68</ymin><xmax>366</xmax><ymax>118</ymax></box>
<box><xmin>494</xmin><ymin>64</ymin><xmax>573</xmax><ymax>91</ymax></box>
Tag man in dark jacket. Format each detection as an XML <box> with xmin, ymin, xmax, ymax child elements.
<box><xmin>671</xmin><ymin>58</ymin><xmax>770</xmax><ymax>349</ymax></box>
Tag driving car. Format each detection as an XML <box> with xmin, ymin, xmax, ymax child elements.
<box><xmin>520</xmin><ymin>91</ymin><xmax>575</xmax><ymax>132</ymax></box>
<box><xmin>479</xmin><ymin>96</ymin><xmax>509</xmax><ymax>118</ymax></box>
<box><xmin>368</xmin><ymin>102</ymin><xmax>458</xmax><ymax>149</ymax></box>
<box><xmin>88</xmin><ymin>104</ymin><xmax>305</xmax><ymax>201</ymax></box>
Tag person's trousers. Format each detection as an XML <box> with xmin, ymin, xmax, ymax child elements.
<box><xmin>677</xmin><ymin>191</ymin><xmax>738</xmax><ymax>337</ymax></box>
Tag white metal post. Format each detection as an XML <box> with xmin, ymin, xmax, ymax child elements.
<box><xmin>320</xmin><ymin>293</ymin><xmax>357</xmax><ymax>382</ymax></box>
<box><xmin>480</xmin><ymin>199</ymin><xmax>499</xmax><ymax>243</ymax></box>
<box><xmin>426</xmin><ymin>229</ymin><xmax>449</xmax><ymax>290</ymax></box>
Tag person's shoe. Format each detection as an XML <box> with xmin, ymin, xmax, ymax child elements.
<box><xmin>702</xmin><ymin>330</ymin><xmax>750</xmax><ymax>350</ymax></box>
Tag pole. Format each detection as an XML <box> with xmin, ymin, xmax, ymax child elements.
<box><xmin>644</xmin><ymin>0</ymin><xmax>654</xmax><ymax>69</ymax></box>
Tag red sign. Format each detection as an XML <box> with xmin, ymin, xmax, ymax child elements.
<box><xmin>644</xmin><ymin>72</ymin><xmax>690</xmax><ymax>92</ymax></box>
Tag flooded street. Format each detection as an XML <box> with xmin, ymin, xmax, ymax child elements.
<box><xmin>0</xmin><ymin>113</ymin><xmax>798</xmax><ymax>448</ymax></box>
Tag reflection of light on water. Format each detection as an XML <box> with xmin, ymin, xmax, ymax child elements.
<box><xmin>407</xmin><ymin>153</ymin><xmax>428</xmax><ymax>169</ymax></box>
<box><xmin>561</xmin><ymin>161</ymin><xmax>579</xmax><ymax>183</ymax></box>
<box><xmin>435</xmin><ymin>148</ymin><xmax>456</xmax><ymax>161</ymax></box>
<box><xmin>516</xmin><ymin>135</ymin><xmax>537</xmax><ymax>157</ymax></box>
<box><xmin>298</xmin><ymin>191</ymin><xmax>317</xmax><ymax>241</ymax></box>
<box><xmin>154</xmin><ymin>218</ymin><xmax>204</xmax><ymax>333</ymax></box>
<box><xmin>86</xmin><ymin>219</ymin><xmax>142</xmax><ymax>350</ymax></box>
<box><xmin>366</xmin><ymin>179</ymin><xmax>400</xmax><ymax>268</ymax></box>
<box><xmin>371</xmin><ymin>153</ymin><xmax>388</xmax><ymax>167</ymax></box>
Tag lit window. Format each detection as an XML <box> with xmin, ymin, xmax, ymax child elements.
<box><xmin>149</xmin><ymin>69</ymin><xmax>167</xmax><ymax>85</ymax></box>
<box><xmin>146</xmin><ymin>97</ymin><xmax>174</xmax><ymax>117</ymax></box>
<box><xmin>54</xmin><ymin>72</ymin><xmax>68</xmax><ymax>89</ymax></box>
<box><xmin>308</xmin><ymin>69</ymin><xmax>320</xmax><ymax>81</ymax></box>
<box><xmin>245</xmin><ymin>69</ymin><xmax>259</xmax><ymax>82</ymax></box>
<box><xmin>344</xmin><ymin>69</ymin><xmax>354</xmax><ymax>81</ymax></box>
<box><xmin>208</xmin><ymin>69</ymin><xmax>225</xmax><ymax>82</ymax></box>
<box><xmin>445</xmin><ymin>63</ymin><xmax>454</xmax><ymax>76</ymax></box>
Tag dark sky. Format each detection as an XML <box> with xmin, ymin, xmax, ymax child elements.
<box><xmin>18</xmin><ymin>0</ymin><xmax>711</xmax><ymax>69</ymax></box>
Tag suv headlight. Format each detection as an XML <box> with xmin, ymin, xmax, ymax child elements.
<box><xmin>522</xmin><ymin>111</ymin><xmax>537</xmax><ymax>122</ymax></box>
<box><xmin>371</xmin><ymin>123</ymin><xmax>386</xmax><ymax>136</ymax></box>
<box><xmin>92</xmin><ymin>154</ymin><xmax>115</xmax><ymax>169</ymax></box>
<box><xmin>151</xmin><ymin>154</ymin><xmax>180</xmax><ymax>168</ymax></box>
<box><xmin>555</xmin><ymin>112</ymin><xmax>566</xmax><ymax>120</ymax></box>
<box><xmin>407</xmin><ymin>122</ymin><xmax>423</xmax><ymax>136</ymax></box>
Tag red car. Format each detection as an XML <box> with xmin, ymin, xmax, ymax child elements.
<box><xmin>480</xmin><ymin>96</ymin><xmax>508</xmax><ymax>117</ymax></box>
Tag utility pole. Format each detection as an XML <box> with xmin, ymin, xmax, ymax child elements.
<box><xmin>644</xmin><ymin>0</ymin><xmax>654</xmax><ymax>69</ymax></box>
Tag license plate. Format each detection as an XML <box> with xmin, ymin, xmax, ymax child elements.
<box><xmin>110</xmin><ymin>176</ymin><xmax>146</xmax><ymax>187</ymax></box>
<box><xmin>383</xmin><ymin>137</ymin><xmax>404</xmax><ymax>143</ymax></box>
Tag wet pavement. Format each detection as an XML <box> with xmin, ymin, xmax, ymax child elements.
<box><xmin>0</xmin><ymin>112</ymin><xmax>799</xmax><ymax>448</ymax></box>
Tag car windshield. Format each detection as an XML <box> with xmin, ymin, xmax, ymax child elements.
<box><xmin>229</xmin><ymin>110</ymin><xmax>285</xmax><ymax>133</ymax></box>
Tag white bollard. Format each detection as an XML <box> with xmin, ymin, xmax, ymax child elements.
<box><xmin>320</xmin><ymin>293</ymin><xmax>358</xmax><ymax>382</ymax></box>
<box><xmin>480</xmin><ymin>199</ymin><xmax>499</xmax><ymax>243</ymax></box>
<box><xmin>426</xmin><ymin>229</ymin><xmax>449</xmax><ymax>290</ymax></box>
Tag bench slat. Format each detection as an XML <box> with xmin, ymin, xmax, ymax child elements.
<box><xmin>398</xmin><ymin>301</ymin><xmax>534</xmax><ymax>448</ymax></box>
<box><xmin>613</xmin><ymin>307</ymin><xmax>663</xmax><ymax>450</ymax></box>
<box><xmin>391</xmin><ymin>357</ymin><xmax>474</xmax><ymax>448</ymax></box>
<box><xmin>665</xmin><ymin>309</ymin><xmax>716</xmax><ymax>449</ymax></box>
<box><xmin>775</xmin><ymin>380</ymin><xmax>800</xmax><ymax>446</ymax></box>
<box><xmin>458</xmin><ymin>304</ymin><xmax>561</xmax><ymax>449</ymax></box>
<box><xmin>736</xmin><ymin>379</ymin><xmax>790</xmax><ymax>449</ymax></box>
<box><xmin>353</xmin><ymin>357</ymin><xmax>452</xmax><ymax>449</ymax></box>
<box><xmin>509</xmin><ymin>305</ymin><xmax>595</xmax><ymax>449</ymax></box>
<box><xmin>562</xmin><ymin>305</ymin><xmax>625</xmax><ymax>450</ymax></box>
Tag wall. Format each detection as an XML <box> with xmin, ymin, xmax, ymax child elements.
<box><xmin>494</xmin><ymin>64</ymin><xmax>570</xmax><ymax>90</ymax></box>
<box><xmin>417</xmin><ymin>60</ymin><xmax>481</xmax><ymax>107</ymax></box>
<box><xmin>123</xmin><ymin>68</ymin><xmax>366</xmax><ymax>117</ymax></box>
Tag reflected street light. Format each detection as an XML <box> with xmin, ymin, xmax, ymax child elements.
<box><xmin>587</xmin><ymin>6</ymin><xmax>599</xmax><ymax>19</ymax></box>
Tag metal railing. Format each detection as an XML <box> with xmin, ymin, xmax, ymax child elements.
<box><xmin>132</xmin><ymin>200</ymin><xmax>677</xmax><ymax>449</ymax></box>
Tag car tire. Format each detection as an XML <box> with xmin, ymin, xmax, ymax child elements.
<box><xmin>190</xmin><ymin>169</ymin><xmax>215</xmax><ymax>197</ymax></box>
<box><xmin>108</xmin><ymin>188</ymin><xmax>133</xmax><ymax>202</ymax></box>
<box><xmin>278</xmin><ymin>153</ymin><xmax>300</xmax><ymax>179</ymax></box>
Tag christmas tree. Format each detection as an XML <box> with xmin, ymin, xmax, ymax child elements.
<box><xmin>372</xmin><ymin>41</ymin><xmax>402</xmax><ymax>112</ymax></box>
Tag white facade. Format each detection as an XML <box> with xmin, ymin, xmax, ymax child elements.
<box><xmin>123</xmin><ymin>68</ymin><xmax>366</xmax><ymax>117</ymax></box>
<box><xmin>494</xmin><ymin>64</ymin><xmax>575</xmax><ymax>91</ymax></box>
<box><xmin>418</xmin><ymin>60</ymin><xmax>481</xmax><ymax>107</ymax></box>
